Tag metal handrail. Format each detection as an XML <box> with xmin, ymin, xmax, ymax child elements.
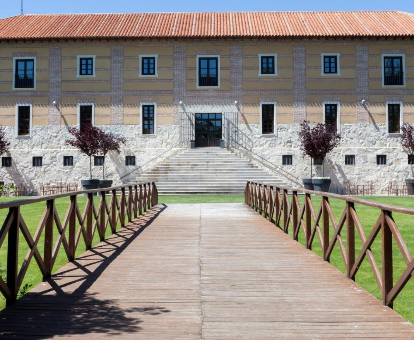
<box><xmin>119</xmin><ymin>142</ymin><xmax>183</xmax><ymax>180</ymax></box>
<box><xmin>228</xmin><ymin>137</ymin><xmax>302</xmax><ymax>185</ymax></box>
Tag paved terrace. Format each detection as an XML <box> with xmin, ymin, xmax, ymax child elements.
<box><xmin>1</xmin><ymin>203</ymin><xmax>413</xmax><ymax>339</ymax></box>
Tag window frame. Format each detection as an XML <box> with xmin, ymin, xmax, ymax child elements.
<box><xmin>32</xmin><ymin>156</ymin><xmax>43</xmax><ymax>167</ymax></box>
<box><xmin>282</xmin><ymin>155</ymin><xmax>293</xmax><ymax>165</ymax></box>
<box><xmin>260</xmin><ymin>102</ymin><xmax>277</xmax><ymax>136</ymax></box>
<box><xmin>77</xmin><ymin>103</ymin><xmax>95</xmax><ymax>128</ymax></box>
<box><xmin>63</xmin><ymin>156</ymin><xmax>74</xmax><ymax>167</ymax></box>
<box><xmin>77</xmin><ymin>55</ymin><xmax>96</xmax><ymax>78</ymax></box>
<box><xmin>196</xmin><ymin>55</ymin><xmax>220</xmax><ymax>89</ymax></box>
<box><xmin>15</xmin><ymin>103</ymin><xmax>33</xmax><ymax>138</ymax></box>
<box><xmin>94</xmin><ymin>156</ymin><xmax>104</xmax><ymax>166</ymax></box>
<box><xmin>258</xmin><ymin>54</ymin><xmax>278</xmax><ymax>76</ymax></box>
<box><xmin>377</xmin><ymin>155</ymin><xmax>387</xmax><ymax>165</ymax></box>
<box><xmin>125</xmin><ymin>156</ymin><xmax>136</xmax><ymax>166</ymax></box>
<box><xmin>382</xmin><ymin>54</ymin><xmax>406</xmax><ymax>88</ymax></box>
<box><xmin>2</xmin><ymin>157</ymin><xmax>12</xmax><ymax>168</ymax></box>
<box><xmin>321</xmin><ymin>53</ymin><xmax>340</xmax><ymax>76</ymax></box>
<box><xmin>140</xmin><ymin>103</ymin><xmax>157</xmax><ymax>136</ymax></box>
<box><xmin>323</xmin><ymin>101</ymin><xmax>341</xmax><ymax>133</ymax></box>
<box><xmin>139</xmin><ymin>54</ymin><xmax>158</xmax><ymax>77</ymax></box>
<box><xmin>345</xmin><ymin>155</ymin><xmax>355</xmax><ymax>166</ymax></box>
<box><xmin>12</xmin><ymin>57</ymin><xmax>36</xmax><ymax>90</ymax></box>
<box><xmin>386</xmin><ymin>101</ymin><xmax>403</xmax><ymax>134</ymax></box>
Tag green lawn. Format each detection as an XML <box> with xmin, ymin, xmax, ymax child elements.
<box><xmin>1</xmin><ymin>194</ymin><xmax>414</xmax><ymax>325</ymax></box>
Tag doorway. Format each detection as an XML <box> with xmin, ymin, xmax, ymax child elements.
<box><xmin>195</xmin><ymin>113</ymin><xmax>222</xmax><ymax>147</ymax></box>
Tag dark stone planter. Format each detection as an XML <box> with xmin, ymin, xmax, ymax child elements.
<box><xmin>302</xmin><ymin>178</ymin><xmax>313</xmax><ymax>190</ymax></box>
<box><xmin>99</xmin><ymin>180</ymin><xmax>113</xmax><ymax>194</ymax></box>
<box><xmin>405</xmin><ymin>179</ymin><xmax>414</xmax><ymax>195</ymax></box>
<box><xmin>220</xmin><ymin>139</ymin><xmax>225</xmax><ymax>148</ymax></box>
<box><xmin>81</xmin><ymin>179</ymin><xmax>100</xmax><ymax>192</ymax></box>
<box><xmin>312</xmin><ymin>178</ymin><xmax>331</xmax><ymax>192</ymax></box>
<box><xmin>190</xmin><ymin>140</ymin><xmax>195</xmax><ymax>149</ymax></box>
<box><xmin>0</xmin><ymin>181</ymin><xmax>4</xmax><ymax>187</ymax></box>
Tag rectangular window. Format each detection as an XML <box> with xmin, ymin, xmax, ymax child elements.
<box><xmin>198</xmin><ymin>57</ymin><xmax>218</xmax><ymax>87</ymax></box>
<box><xmin>14</xmin><ymin>58</ymin><xmax>35</xmax><ymax>89</ymax></box>
<box><xmin>282</xmin><ymin>155</ymin><xmax>293</xmax><ymax>165</ymax></box>
<box><xmin>79</xmin><ymin>105</ymin><xmax>93</xmax><ymax>131</ymax></box>
<box><xmin>32</xmin><ymin>156</ymin><xmax>42</xmax><ymax>167</ymax></box>
<box><xmin>377</xmin><ymin>155</ymin><xmax>387</xmax><ymax>165</ymax></box>
<box><xmin>94</xmin><ymin>156</ymin><xmax>104</xmax><ymax>166</ymax></box>
<box><xmin>323</xmin><ymin>55</ymin><xmax>338</xmax><ymax>74</ymax></box>
<box><xmin>125</xmin><ymin>156</ymin><xmax>136</xmax><ymax>166</ymax></box>
<box><xmin>142</xmin><ymin>105</ymin><xmax>155</xmax><ymax>135</ymax></box>
<box><xmin>324</xmin><ymin>104</ymin><xmax>338</xmax><ymax>132</ymax></box>
<box><xmin>261</xmin><ymin>104</ymin><xmax>275</xmax><ymax>134</ymax></box>
<box><xmin>2</xmin><ymin>157</ymin><xmax>11</xmax><ymax>167</ymax></box>
<box><xmin>63</xmin><ymin>156</ymin><xmax>74</xmax><ymax>166</ymax></box>
<box><xmin>384</xmin><ymin>56</ymin><xmax>404</xmax><ymax>86</ymax></box>
<box><xmin>141</xmin><ymin>57</ymin><xmax>156</xmax><ymax>75</ymax></box>
<box><xmin>408</xmin><ymin>155</ymin><xmax>414</xmax><ymax>165</ymax></box>
<box><xmin>345</xmin><ymin>155</ymin><xmax>355</xmax><ymax>165</ymax></box>
<box><xmin>387</xmin><ymin>104</ymin><xmax>401</xmax><ymax>134</ymax></box>
<box><xmin>17</xmin><ymin>105</ymin><xmax>31</xmax><ymax>136</ymax></box>
<box><xmin>260</xmin><ymin>56</ymin><xmax>275</xmax><ymax>75</ymax></box>
<box><xmin>79</xmin><ymin>57</ymin><xmax>94</xmax><ymax>76</ymax></box>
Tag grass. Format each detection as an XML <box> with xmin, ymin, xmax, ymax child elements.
<box><xmin>0</xmin><ymin>194</ymin><xmax>414</xmax><ymax>324</ymax></box>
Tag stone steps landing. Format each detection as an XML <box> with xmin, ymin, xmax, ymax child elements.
<box><xmin>136</xmin><ymin>147</ymin><xmax>289</xmax><ymax>195</ymax></box>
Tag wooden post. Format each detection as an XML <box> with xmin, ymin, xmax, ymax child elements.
<box><xmin>382</xmin><ymin>210</ymin><xmax>393</xmax><ymax>307</ymax></box>
<box><xmin>275</xmin><ymin>187</ymin><xmax>280</xmax><ymax>227</ymax></box>
<box><xmin>44</xmin><ymin>199</ymin><xmax>54</xmax><ymax>278</ymax></box>
<box><xmin>128</xmin><ymin>185</ymin><xmax>133</xmax><ymax>223</ymax></box>
<box><xmin>143</xmin><ymin>184</ymin><xmax>147</xmax><ymax>213</ymax></box>
<box><xmin>138</xmin><ymin>184</ymin><xmax>143</xmax><ymax>215</ymax></box>
<box><xmin>245</xmin><ymin>182</ymin><xmax>249</xmax><ymax>205</ymax></box>
<box><xmin>269</xmin><ymin>186</ymin><xmax>274</xmax><ymax>222</ymax></box>
<box><xmin>346</xmin><ymin>201</ymin><xmax>355</xmax><ymax>280</ymax></box>
<box><xmin>111</xmin><ymin>189</ymin><xmax>117</xmax><ymax>233</ymax></box>
<box><xmin>134</xmin><ymin>185</ymin><xmax>138</xmax><ymax>218</ymax></box>
<box><xmin>68</xmin><ymin>195</ymin><xmax>76</xmax><ymax>261</ymax></box>
<box><xmin>292</xmin><ymin>191</ymin><xmax>298</xmax><ymax>241</ymax></box>
<box><xmin>86</xmin><ymin>193</ymin><xmax>93</xmax><ymax>250</ymax></box>
<box><xmin>6</xmin><ymin>207</ymin><xmax>19</xmax><ymax>305</ymax></box>
<box><xmin>120</xmin><ymin>187</ymin><xmax>126</xmax><ymax>227</ymax></box>
<box><xmin>263</xmin><ymin>185</ymin><xmax>267</xmax><ymax>218</ymax></box>
<box><xmin>305</xmin><ymin>193</ymin><xmax>312</xmax><ymax>249</ymax></box>
<box><xmin>283</xmin><ymin>189</ymin><xmax>288</xmax><ymax>233</ymax></box>
<box><xmin>322</xmin><ymin>196</ymin><xmax>329</xmax><ymax>262</ymax></box>
<box><xmin>100</xmin><ymin>191</ymin><xmax>106</xmax><ymax>242</ymax></box>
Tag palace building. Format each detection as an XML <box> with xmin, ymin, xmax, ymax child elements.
<box><xmin>0</xmin><ymin>11</ymin><xmax>414</xmax><ymax>193</ymax></box>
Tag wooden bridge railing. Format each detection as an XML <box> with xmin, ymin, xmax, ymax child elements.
<box><xmin>0</xmin><ymin>182</ymin><xmax>158</xmax><ymax>306</ymax></box>
<box><xmin>245</xmin><ymin>181</ymin><xmax>414</xmax><ymax>308</ymax></box>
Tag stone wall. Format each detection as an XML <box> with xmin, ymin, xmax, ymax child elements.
<box><xmin>0</xmin><ymin>125</ymin><xmax>180</xmax><ymax>192</ymax></box>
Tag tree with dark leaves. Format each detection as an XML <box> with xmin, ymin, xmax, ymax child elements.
<box><xmin>401</xmin><ymin>124</ymin><xmax>414</xmax><ymax>176</ymax></box>
<box><xmin>298</xmin><ymin>122</ymin><xmax>341</xmax><ymax>177</ymax></box>
<box><xmin>66</xmin><ymin>124</ymin><xmax>101</xmax><ymax>180</ymax></box>
<box><xmin>97</xmin><ymin>130</ymin><xmax>126</xmax><ymax>180</ymax></box>
<box><xmin>0</xmin><ymin>126</ymin><xmax>10</xmax><ymax>157</ymax></box>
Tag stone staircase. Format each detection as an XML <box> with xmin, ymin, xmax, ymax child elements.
<box><xmin>136</xmin><ymin>148</ymin><xmax>289</xmax><ymax>195</ymax></box>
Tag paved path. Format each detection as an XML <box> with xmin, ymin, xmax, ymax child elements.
<box><xmin>1</xmin><ymin>203</ymin><xmax>414</xmax><ymax>339</ymax></box>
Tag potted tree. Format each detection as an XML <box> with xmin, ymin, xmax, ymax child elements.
<box><xmin>298</xmin><ymin>122</ymin><xmax>340</xmax><ymax>192</ymax></box>
<box><xmin>97</xmin><ymin>129</ymin><xmax>126</xmax><ymax>189</ymax></box>
<box><xmin>66</xmin><ymin>124</ymin><xmax>101</xmax><ymax>190</ymax></box>
<box><xmin>401</xmin><ymin>124</ymin><xmax>414</xmax><ymax>195</ymax></box>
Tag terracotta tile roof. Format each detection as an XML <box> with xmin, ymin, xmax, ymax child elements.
<box><xmin>0</xmin><ymin>11</ymin><xmax>413</xmax><ymax>40</ymax></box>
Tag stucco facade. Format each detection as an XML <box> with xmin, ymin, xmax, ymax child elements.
<box><xmin>0</xmin><ymin>35</ymin><xmax>414</xmax><ymax>193</ymax></box>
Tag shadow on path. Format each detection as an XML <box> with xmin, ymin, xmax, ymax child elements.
<box><xmin>0</xmin><ymin>205</ymin><xmax>169</xmax><ymax>339</ymax></box>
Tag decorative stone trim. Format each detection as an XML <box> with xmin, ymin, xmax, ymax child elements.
<box><xmin>293</xmin><ymin>44</ymin><xmax>306</xmax><ymax>123</ymax></box>
<box><xmin>110</xmin><ymin>46</ymin><xmax>124</xmax><ymax>125</ymax></box>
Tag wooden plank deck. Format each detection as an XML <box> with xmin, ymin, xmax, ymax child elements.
<box><xmin>1</xmin><ymin>203</ymin><xmax>414</xmax><ymax>339</ymax></box>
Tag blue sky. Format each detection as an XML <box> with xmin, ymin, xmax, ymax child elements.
<box><xmin>2</xmin><ymin>0</ymin><xmax>414</xmax><ymax>18</ymax></box>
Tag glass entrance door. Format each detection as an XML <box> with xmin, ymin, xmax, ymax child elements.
<box><xmin>195</xmin><ymin>113</ymin><xmax>222</xmax><ymax>147</ymax></box>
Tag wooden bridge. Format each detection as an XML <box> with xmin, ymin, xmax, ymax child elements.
<box><xmin>1</xmin><ymin>183</ymin><xmax>414</xmax><ymax>338</ymax></box>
